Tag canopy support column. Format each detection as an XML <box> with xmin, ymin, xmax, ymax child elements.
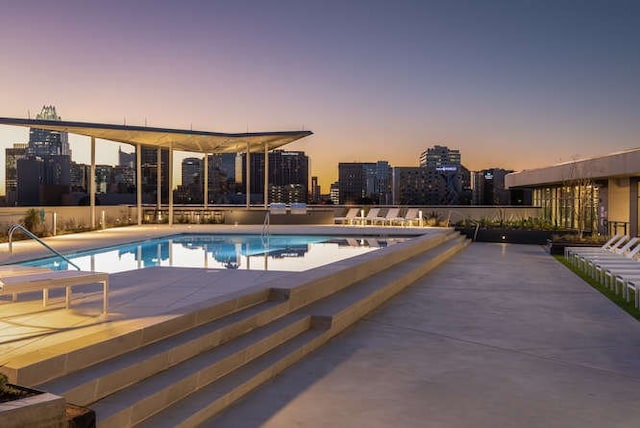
<box><xmin>157</xmin><ymin>148</ymin><xmax>162</xmax><ymax>222</ymax></box>
<box><xmin>246</xmin><ymin>142</ymin><xmax>251</xmax><ymax>209</ymax></box>
<box><xmin>264</xmin><ymin>144</ymin><xmax>269</xmax><ymax>208</ymax></box>
<box><xmin>136</xmin><ymin>143</ymin><xmax>142</xmax><ymax>225</ymax></box>
<box><xmin>90</xmin><ymin>137</ymin><xmax>96</xmax><ymax>229</ymax></box>
<box><xmin>169</xmin><ymin>142</ymin><xmax>174</xmax><ymax>225</ymax></box>
<box><xmin>204</xmin><ymin>153</ymin><xmax>209</xmax><ymax>209</ymax></box>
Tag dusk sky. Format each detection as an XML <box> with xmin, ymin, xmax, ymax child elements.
<box><xmin>1</xmin><ymin>0</ymin><xmax>639</xmax><ymax>193</ymax></box>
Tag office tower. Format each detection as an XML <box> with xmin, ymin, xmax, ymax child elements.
<box><xmin>140</xmin><ymin>146</ymin><xmax>169</xmax><ymax>203</ymax></box>
<box><xmin>240</xmin><ymin>150</ymin><xmax>309</xmax><ymax>203</ymax></box>
<box><xmin>415</xmin><ymin>144</ymin><xmax>471</xmax><ymax>205</ymax></box>
<box><xmin>112</xmin><ymin>165</ymin><xmax>136</xmax><ymax>193</ymax></box>
<box><xmin>207</xmin><ymin>153</ymin><xmax>237</xmax><ymax>203</ymax></box>
<box><xmin>118</xmin><ymin>147</ymin><xmax>136</xmax><ymax>168</ymax></box>
<box><xmin>330</xmin><ymin>182</ymin><xmax>340</xmax><ymax>205</ymax></box>
<box><xmin>182</xmin><ymin>157</ymin><xmax>203</xmax><ymax>186</ymax></box>
<box><xmin>16</xmin><ymin>157</ymin><xmax>43</xmax><ymax>206</ymax></box>
<box><xmin>310</xmin><ymin>176</ymin><xmax>320</xmax><ymax>203</ymax></box>
<box><xmin>374</xmin><ymin>161</ymin><xmax>392</xmax><ymax>205</ymax></box>
<box><xmin>28</xmin><ymin>105</ymin><xmax>71</xmax><ymax>158</ymax></box>
<box><xmin>338</xmin><ymin>163</ymin><xmax>366</xmax><ymax>204</ymax></box>
<box><xmin>472</xmin><ymin>168</ymin><xmax>513</xmax><ymax>205</ymax></box>
<box><xmin>5</xmin><ymin>143</ymin><xmax>27</xmax><ymax>206</ymax></box>
<box><xmin>174</xmin><ymin>157</ymin><xmax>204</xmax><ymax>204</ymax></box>
<box><xmin>70</xmin><ymin>162</ymin><xmax>88</xmax><ymax>192</ymax></box>
<box><xmin>95</xmin><ymin>165</ymin><xmax>113</xmax><ymax>193</ymax></box>
<box><xmin>392</xmin><ymin>167</ymin><xmax>445</xmax><ymax>205</ymax></box>
<box><xmin>338</xmin><ymin>161</ymin><xmax>391</xmax><ymax>205</ymax></box>
<box><xmin>419</xmin><ymin>145</ymin><xmax>460</xmax><ymax>169</ymax></box>
<box><xmin>17</xmin><ymin>105</ymin><xmax>72</xmax><ymax>205</ymax></box>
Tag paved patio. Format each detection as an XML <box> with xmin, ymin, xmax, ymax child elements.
<box><xmin>0</xmin><ymin>224</ymin><xmax>433</xmax><ymax>374</ymax></box>
<box><xmin>3</xmin><ymin>228</ymin><xmax>639</xmax><ymax>427</ymax></box>
<box><xmin>209</xmin><ymin>243</ymin><xmax>640</xmax><ymax>428</ymax></box>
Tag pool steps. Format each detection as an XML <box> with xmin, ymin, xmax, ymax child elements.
<box><xmin>30</xmin><ymin>230</ymin><xmax>469</xmax><ymax>427</ymax></box>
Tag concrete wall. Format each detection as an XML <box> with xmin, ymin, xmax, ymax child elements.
<box><xmin>0</xmin><ymin>206</ymin><xmax>134</xmax><ymax>236</ymax></box>
<box><xmin>0</xmin><ymin>205</ymin><xmax>542</xmax><ymax>233</ymax></box>
<box><xmin>608</xmin><ymin>178</ymin><xmax>630</xmax><ymax>225</ymax></box>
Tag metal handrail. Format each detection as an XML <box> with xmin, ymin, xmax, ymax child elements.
<box><xmin>447</xmin><ymin>209</ymin><xmax>480</xmax><ymax>242</ymax></box>
<box><xmin>261</xmin><ymin>211</ymin><xmax>271</xmax><ymax>246</ymax></box>
<box><xmin>7</xmin><ymin>224</ymin><xmax>81</xmax><ymax>271</ymax></box>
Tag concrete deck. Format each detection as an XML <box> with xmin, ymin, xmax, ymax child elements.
<box><xmin>209</xmin><ymin>243</ymin><xmax>640</xmax><ymax>428</ymax></box>
<box><xmin>3</xmin><ymin>227</ymin><xmax>639</xmax><ymax>427</ymax></box>
<box><xmin>0</xmin><ymin>224</ymin><xmax>434</xmax><ymax>374</ymax></box>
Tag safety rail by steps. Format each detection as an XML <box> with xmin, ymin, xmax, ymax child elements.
<box><xmin>7</xmin><ymin>223</ymin><xmax>81</xmax><ymax>271</ymax></box>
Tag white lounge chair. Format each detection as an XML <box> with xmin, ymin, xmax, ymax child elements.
<box><xmin>334</xmin><ymin>208</ymin><xmax>360</xmax><ymax>225</ymax></box>
<box><xmin>355</xmin><ymin>208</ymin><xmax>381</xmax><ymax>225</ymax></box>
<box><xmin>567</xmin><ymin>234</ymin><xmax>627</xmax><ymax>265</ymax></box>
<box><xmin>0</xmin><ymin>269</ymin><xmax>110</xmax><ymax>314</ymax></box>
<box><xmin>380</xmin><ymin>208</ymin><xmax>402</xmax><ymax>225</ymax></box>
<box><xmin>571</xmin><ymin>235</ymin><xmax>630</xmax><ymax>269</ymax></box>
<box><xmin>400</xmin><ymin>208</ymin><xmax>422</xmax><ymax>226</ymax></box>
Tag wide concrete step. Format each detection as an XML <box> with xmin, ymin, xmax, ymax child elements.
<box><xmin>91</xmin><ymin>312</ymin><xmax>313</xmax><ymax>427</ymax></box>
<box><xmin>137</xmin><ymin>327</ymin><xmax>327</xmax><ymax>428</ymax></box>
<box><xmin>37</xmin><ymin>298</ymin><xmax>290</xmax><ymax>406</ymax></box>
<box><xmin>144</xmin><ymin>234</ymin><xmax>469</xmax><ymax>427</ymax></box>
<box><xmin>8</xmin><ymin>288</ymin><xmax>273</xmax><ymax>386</ymax></box>
<box><xmin>309</xmin><ymin>235</ymin><xmax>469</xmax><ymax>331</ymax></box>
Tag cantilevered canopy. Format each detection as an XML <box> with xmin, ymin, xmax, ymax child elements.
<box><xmin>0</xmin><ymin>117</ymin><xmax>312</xmax><ymax>152</ymax></box>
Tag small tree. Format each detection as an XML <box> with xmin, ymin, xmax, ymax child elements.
<box><xmin>562</xmin><ymin>161</ymin><xmax>598</xmax><ymax>239</ymax></box>
<box><xmin>22</xmin><ymin>208</ymin><xmax>41</xmax><ymax>234</ymax></box>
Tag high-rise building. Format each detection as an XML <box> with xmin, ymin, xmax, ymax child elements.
<box><xmin>5</xmin><ymin>143</ymin><xmax>27</xmax><ymax>206</ymax></box>
<box><xmin>330</xmin><ymin>182</ymin><xmax>340</xmax><ymax>205</ymax></box>
<box><xmin>140</xmin><ymin>146</ymin><xmax>169</xmax><ymax>203</ymax></box>
<box><xmin>338</xmin><ymin>163</ymin><xmax>366</xmax><ymax>204</ymax></box>
<box><xmin>207</xmin><ymin>153</ymin><xmax>237</xmax><ymax>204</ymax></box>
<box><xmin>240</xmin><ymin>150</ymin><xmax>309</xmax><ymax>203</ymax></box>
<box><xmin>182</xmin><ymin>157</ymin><xmax>203</xmax><ymax>186</ymax></box>
<box><xmin>374</xmin><ymin>161</ymin><xmax>392</xmax><ymax>204</ymax></box>
<box><xmin>310</xmin><ymin>176</ymin><xmax>320</xmax><ymax>203</ymax></box>
<box><xmin>28</xmin><ymin>105</ymin><xmax>71</xmax><ymax>158</ymax></box>
<box><xmin>411</xmin><ymin>144</ymin><xmax>471</xmax><ymax>205</ymax></box>
<box><xmin>419</xmin><ymin>145</ymin><xmax>460</xmax><ymax>169</ymax></box>
<box><xmin>16</xmin><ymin>157</ymin><xmax>43</xmax><ymax>206</ymax></box>
<box><xmin>118</xmin><ymin>147</ymin><xmax>135</xmax><ymax>168</ymax></box>
<box><xmin>338</xmin><ymin>161</ymin><xmax>391</xmax><ymax>204</ymax></box>
<box><xmin>16</xmin><ymin>106</ymin><xmax>72</xmax><ymax>205</ymax></box>
<box><xmin>472</xmin><ymin>168</ymin><xmax>513</xmax><ymax>205</ymax></box>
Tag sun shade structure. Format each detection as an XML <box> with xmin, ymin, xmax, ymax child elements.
<box><xmin>0</xmin><ymin>117</ymin><xmax>312</xmax><ymax>153</ymax></box>
<box><xmin>0</xmin><ymin>117</ymin><xmax>313</xmax><ymax>225</ymax></box>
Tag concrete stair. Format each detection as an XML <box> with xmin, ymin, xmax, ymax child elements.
<box><xmin>33</xmin><ymin>230</ymin><xmax>469</xmax><ymax>427</ymax></box>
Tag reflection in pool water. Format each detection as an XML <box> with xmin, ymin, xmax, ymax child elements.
<box><xmin>22</xmin><ymin>234</ymin><xmax>410</xmax><ymax>273</ymax></box>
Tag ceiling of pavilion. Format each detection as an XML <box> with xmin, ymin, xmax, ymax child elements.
<box><xmin>0</xmin><ymin>117</ymin><xmax>312</xmax><ymax>153</ymax></box>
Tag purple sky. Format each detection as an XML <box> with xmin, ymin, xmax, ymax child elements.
<box><xmin>1</xmin><ymin>0</ymin><xmax>639</xmax><ymax>192</ymax></box>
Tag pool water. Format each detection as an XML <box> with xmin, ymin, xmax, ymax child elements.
<box><xmin>21</xmin><ymin>234</ymin><xmax>410</xmax><ymax>273</ymax></box>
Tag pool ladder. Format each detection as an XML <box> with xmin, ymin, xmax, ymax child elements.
<box><xmin>261</xmin><ymin>212</ymin><xmax>271</xmax><ymax>248</ymax></box>
<box><xmin>7</xmin><ymin>224</ymin><xmax>81</xmax><ymax>271</ymax></box>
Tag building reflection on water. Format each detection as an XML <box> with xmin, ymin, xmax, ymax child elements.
<box><xmin>30</xmin><ymin>235</ymin><xmax>404</xmax><ymax>273</ymax></box>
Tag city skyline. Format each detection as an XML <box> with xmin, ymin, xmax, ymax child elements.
<box><xmin>1</xmin><ymin>1</ymin><xmax>639</xmax><ymax>193</ymax></box>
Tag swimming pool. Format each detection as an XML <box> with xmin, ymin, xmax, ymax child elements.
<box><xmin>21</xmin><ymin>234</ymin><xmax>410</xmax><ymax>273</ymax></box>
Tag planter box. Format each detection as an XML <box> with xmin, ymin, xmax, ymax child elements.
<box><xmin>455</xmin><ymin>227</ymin><xmax>557</xmax><ymax>245</ymax></box>
<box><xmin>0</xmin><ymin>385</ymin><xmax>65</xmax><ymax>428</ymax></box>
